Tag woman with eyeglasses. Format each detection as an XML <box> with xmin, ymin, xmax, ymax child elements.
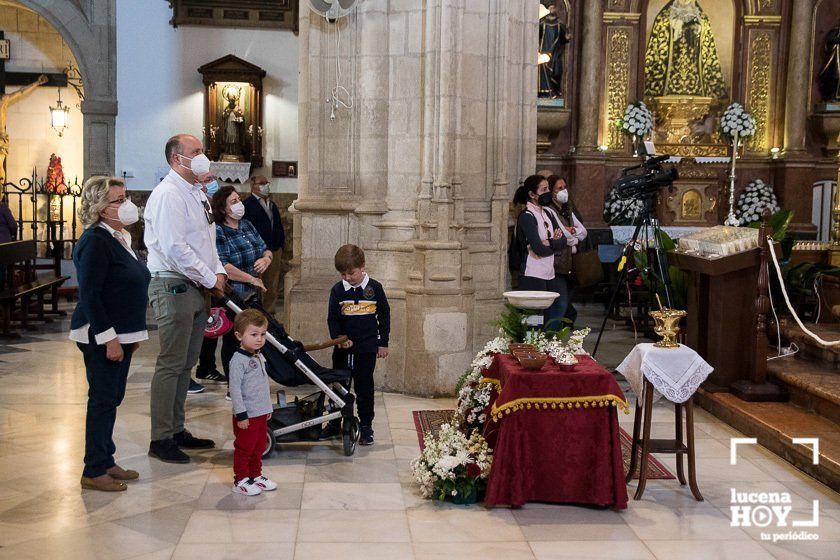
<box><xmin>195</xmin><ymin>185</ymin><xmax>271</xmax><ymax>384</ymax></box>
<box><xmin>545</xmin><ymin>175</ymin><xmax>587</xmax><ymax>327</ymax></box>
<box><xmin>511</xmin><ymin>174</ymin><xmax>578</xmax><ymax>331</ymax></box>
<box><xmin>70</xmin><ymin>176</ymin><xmax>150</xmax><ymax>492</ymax></box>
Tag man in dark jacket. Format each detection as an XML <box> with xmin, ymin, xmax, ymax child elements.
<box><xmin>242</xmin><ymin>175</ymin><xmax>285</xmax><ymax>313</ymax></box>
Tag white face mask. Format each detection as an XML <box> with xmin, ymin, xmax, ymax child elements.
<box><xmin>116</xmin><ymin>199</ymin><xmax>139</xmax><ymax>226</ymax></box>
<box><xmin>555</xmin><ymin>189</ymin><xmax>569</xmax><ymax>204</ymax></box>
<box><xmin>178</xmin><ymin>153</ymin><xmax>211</xmax><ymax>176</ymax></box>
<box><xmin>259</xmin><ymin>183</ymin><xmax>271</xmax><ymax>196</ymax></box>
<box><xmin>229</xmin><ymin>201</ymin><xmax>245</xmax><ymax>220</ymax></box>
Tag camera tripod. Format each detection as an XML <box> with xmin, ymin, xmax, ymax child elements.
<box><xmin>592</xmin><ymin>194</ymin><xmax>674</xmax><ymax>358</ymax></box>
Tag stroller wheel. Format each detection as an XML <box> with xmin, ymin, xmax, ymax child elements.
<box><xmin>342</xmin><ymin>416</ymin><xmax>360</xmax><ymax>456</ymax></box>
<box><xmin>263</xmin><ymin>428</ymin><xmax>277</xmax><ymax>459</ymax></box>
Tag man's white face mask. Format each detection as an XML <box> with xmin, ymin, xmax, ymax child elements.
<box><xmin>178</xmin><ymin>153</ymin><xmax>211</xmax><ymax>176</ymax></box>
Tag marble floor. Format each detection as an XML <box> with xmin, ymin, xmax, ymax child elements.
<box><xmin>0</xmin><ymin>304</ymin><xmax>838</xmax><ymax>559</ymax></box>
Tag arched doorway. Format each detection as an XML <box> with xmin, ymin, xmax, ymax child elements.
<box><xmin>14</xmin><ymin>0</ymin><xmax>116</xmax><ymax>177</ymax></box>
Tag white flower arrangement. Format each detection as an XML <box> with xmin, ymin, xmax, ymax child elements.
<box><xmin>454</xmin><ymin>335</ymin><xmax>509</xmax><ymax>430</ymax></box>
<box><xmin>410</xmin><ymin>423</ymin><xmax>493</xmax><ymax>501</ymax></box>
<box><xmin>566</xmin><ymin>327</ymin><xmax>591</xmax><ymax>355</ymax></box>
<box><xmin>618</xmin><ymin>101</ymin><xmax>654</xmax><ymax>137</ymax></box>
<box><xmin>720</xmin><ymin>102</ymin><xmax>756</xmax><ymax>139</ymax></box>
<box><xmin>604</xmin><ymin>187</ymin><xmax>645</xmax><ymax>225</ymax></box>
<box><xmin>545</xmin><ymin>328</ymin><xmax>591</xmax><ymax>362</ymax></box>
<box><xmin>734</xmin><ymin>179</ymin><xmax>779</xmax><ymax>226</ymax></box>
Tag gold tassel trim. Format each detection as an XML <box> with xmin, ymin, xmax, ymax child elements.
<box><xmin>480</xmin><ymin>377</ymin><xmax>501</xmax><ymax>390</ymax></box>
<box><xmin>490</xmin><ymin>394</ymin><xmax>630</xmax><ymax>422</ymax></box>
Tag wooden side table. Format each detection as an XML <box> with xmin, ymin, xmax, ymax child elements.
<box><xmin>625</xmin><ymin>377</ymin><xmax>703</xmax><ymax>501</ymax></box>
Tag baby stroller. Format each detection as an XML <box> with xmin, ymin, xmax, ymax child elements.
<box><xmin>222</xmin><ymin>291</ymin><xmax>361</xmax><ymax>457</ymax></box>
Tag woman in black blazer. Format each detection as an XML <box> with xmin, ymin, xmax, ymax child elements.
<box><xmin>70</xmin><ymin>176</ymin><xmax>150</xmax><ymax>492</ymax></box>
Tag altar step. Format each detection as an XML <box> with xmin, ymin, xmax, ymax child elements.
<box><xmin>767</xmin><ymin>358</ymin><xmax>840</xmax><ymax>425</ymax></box>
<box><xmin>778</xmin><ymin>319</ymin><xmax>840</xmax><ymax>368</ymax></box>
<box><xmin>696</xmin><ymin>390</ymin><xmax>840</xmax><ymax>492</ymax></box>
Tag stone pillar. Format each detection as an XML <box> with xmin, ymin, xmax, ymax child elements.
<box><xmin>287</xmin><ymin>0</ymin><xmax>536</xmax><ymax>395</ymax></box>
<box><xmin>783</xmin><ymin>0</ymin><xmax>815</xmax><ymax>155</ymax></box>
<box><xmin>575</xmin><ymin>0</ymin><xmax>604</xmax><ymax>153</ymax></box>
<box><xmin>82</xmin><ymin>99</ymin><xmax>117</xmax><ymax>176</ymax></box>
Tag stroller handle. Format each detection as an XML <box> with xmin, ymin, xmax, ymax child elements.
<box><xmin>303</xmin><ymin>335</ymin><xmax>348</xmax><ymax>352</ymax></box>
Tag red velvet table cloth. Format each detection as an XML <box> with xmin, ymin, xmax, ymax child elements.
<box><xmin>482</xmin><ymin>353</ymin><xmax>629</xmax><ymax>509</ymax></box>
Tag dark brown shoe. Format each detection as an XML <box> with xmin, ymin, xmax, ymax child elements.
<box><xmin>81</xmin><ymin>474</ymin><xmax>127</xmax><ymax>492</ymax></box>
<box><xmin>106</xmin><ymin>465</ymin><xmax>139</xmax><ymax>481</ymax></box>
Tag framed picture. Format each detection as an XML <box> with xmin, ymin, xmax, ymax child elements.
<box><xmin>272</xmin><ymin>160</ymin><xmax>298</xmax><ymax>178</ymax></box>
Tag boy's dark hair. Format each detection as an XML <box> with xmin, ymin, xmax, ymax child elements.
<box><xmin>334</xmin><ymin>244</ymin><xmax>365</xmax><ymax>273</ymax></box>
<box><xmin>234</xmin><ymin>308</ymin><xmax>268</xmax><ymax>335</ymax></box>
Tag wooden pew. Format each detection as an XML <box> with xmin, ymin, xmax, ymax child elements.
<box><xmin>0</xmin><ymin>240</ymin><xmax>70</xmax><ymax>337</ymax></box>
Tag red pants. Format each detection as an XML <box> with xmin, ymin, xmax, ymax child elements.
<box><xmin>232</xmin><ymin>414</ymin><xmax>267</xmax><ymax>481</ymax></box>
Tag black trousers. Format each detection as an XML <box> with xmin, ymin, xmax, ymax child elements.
<box><xmin>78</xmin><ymin>341</ymin><xmax>134</xmax><ymax>478</ymax></box>
<box><xmin>198</xmin><ymin>307</ymin><xmax>237</xmax><ymax>376</ymax></box>
<box><xmin>332</xmin><ymin>350</ymin><xmax>377</xmax><ymax>427</ymax></box>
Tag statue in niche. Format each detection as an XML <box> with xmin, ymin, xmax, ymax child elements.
<box><xmin>219</xmin><ymin>84</ymin><xmax>245</xmax><ymax>161</ymax></box>
<box><xmin>538</xmin><ymin>1</ymin><xmax>570</xmax><ymax>98</ymax></box>
<box><xmin>818</xmin><ymin>22</ymin><xmax>840</xmax><ymax>102</ymax></box>
<box><xmin>644</xmin><ymin>0</ymin><xmax>728</xmax><ymax>104</ymax></box>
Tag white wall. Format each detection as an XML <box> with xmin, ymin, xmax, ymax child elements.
<box><xmin>1</xmin><ymin>3</ymin><xmax>84</xmax><ymax>185</ymax></box>
<box><xmin>116</xmin><ymin>0</ymin><xmax>299</xmax><ymax>192</ymax></box>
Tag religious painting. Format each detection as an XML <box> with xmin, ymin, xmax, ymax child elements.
<box><xmin>272</xmin><ymin>160</ymin><xmax>298</xmax><ymax>178</ymax></box>
<box><xmin>663</xmin><ymin>181</ymin><xmax>719</xmax><ymax>226</ymax></box>
<box><xmin>680</xmin><ymin>189</ymin><xmax>702</xmax><ymax>221</ymax></box>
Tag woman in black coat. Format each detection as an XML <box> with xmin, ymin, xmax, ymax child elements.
<box><xmin>70</xmin><ymin>176</ymin><xmax>150</xmax><ymax>492</ymax></box>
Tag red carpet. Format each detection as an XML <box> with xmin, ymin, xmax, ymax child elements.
<box><xmin>412</xmin><ymin>409</ymin><xmax>675</xmax><ymax>480</ymax></box>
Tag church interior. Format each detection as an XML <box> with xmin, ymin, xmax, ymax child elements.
<box><xmin>0</xmin><ymin>0</ymin><xmax>839</xmax><ymax>558</ymax></box>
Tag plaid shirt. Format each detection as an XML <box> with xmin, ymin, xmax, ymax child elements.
<box><xmin>215</xmin><ymin>219</ymin><xmax>267</xmax><ymax>294</ymax></box>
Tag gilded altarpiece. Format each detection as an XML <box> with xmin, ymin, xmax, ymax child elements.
<box><xmin>742</xmin><ymin>16</ymin><xmax>781</xmax><ymax>154</ymax></box>
<box><xmin>605</xmin><ymin>26</ymin><xmax>633</xmax><ymax>150</ymax></box>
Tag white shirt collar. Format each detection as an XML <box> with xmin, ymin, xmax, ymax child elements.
<box><xmin>342</xmin><ymin>273</ymin><xmax>370</xmax><ymax>291</ymax></box>
<box><xmin>98</xmin><ymin>220</ymin><xmax>130</xmax><ymax>240</ymax></box>
<box><xmin>98</xmin><ymin>222</ymin><xmax>135</xmax><ymax>256</ymax></box>
<box><xmin>167</xmin><ymin>168</ymin><xmax>202</xmax><ymax>192</ymax></box>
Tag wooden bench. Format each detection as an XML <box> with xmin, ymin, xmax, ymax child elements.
<box><xmin>0</xmin><ymin>240</ymin><xmax>70</xmax><ymax>337</ymax></box>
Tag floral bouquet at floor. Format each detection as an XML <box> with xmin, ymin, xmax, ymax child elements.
<box><xmin>410</xmin><ymin>423</ymin><xmax>493</xmax><ymax>504</ymax></box>
<box><xmin>734</xmin><ymin>179</ymin><xmax>780</xmax><ymax>226</ymax></box>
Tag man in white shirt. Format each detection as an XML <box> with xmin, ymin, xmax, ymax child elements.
<box><xmin>144</xmin><ymin>133</ymin><xmax>227</xmax><ymax>464</ymax></box>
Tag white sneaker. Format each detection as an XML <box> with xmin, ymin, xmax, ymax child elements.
<box><xmin>252</xmin><ymin>475</ymin><xmax>277</xmax><ymax>491</ymax></box>
<box><xmin>232</xmin><ymin>477</ymin><xmax>261</xmax><ymax>496</ymax></box>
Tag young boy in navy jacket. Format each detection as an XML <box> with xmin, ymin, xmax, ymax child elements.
<box><xmin>326</xmin><ymin>244</ymin><xmax>390</xmax><ymax>445</ymax></box>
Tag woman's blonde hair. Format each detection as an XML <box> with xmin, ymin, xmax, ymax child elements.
<box><xmin>79</xmin><ymin>176</ymin><xmax>125</xmax><ymax>229</ymax></box>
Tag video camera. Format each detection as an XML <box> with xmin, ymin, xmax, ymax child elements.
<box><xmin>613</xmin><ymin>154</ymin><xmax>679</xmax><ymax>200</ymax></box>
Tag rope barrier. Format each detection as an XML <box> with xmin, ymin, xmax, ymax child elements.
<box><xmin>766</xmin><ymin>236</ymin><xmax>840</xmax><ymax>347</ymax></box>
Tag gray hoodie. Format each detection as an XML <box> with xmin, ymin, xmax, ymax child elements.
<box><xmin>229</xmin><ymin>348</ymin><xmax>273</xmax><ymax>421</ymax></box>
